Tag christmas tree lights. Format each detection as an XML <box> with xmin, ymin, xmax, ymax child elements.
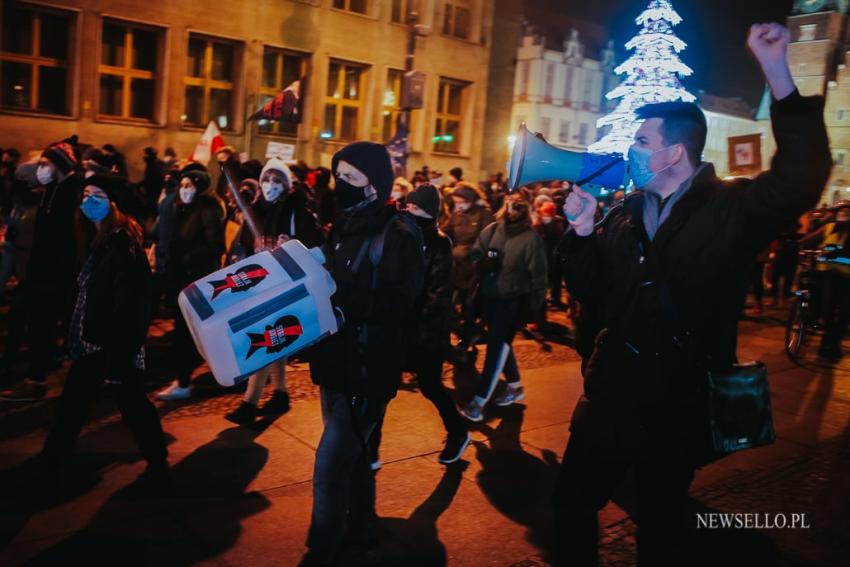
<box><xmin>589</xmin><ymin>0</ymin><xmax>696</xmax><ymax>156</ymax></box>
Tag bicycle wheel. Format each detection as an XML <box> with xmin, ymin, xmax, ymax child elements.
<box><xmin>785</xmin><ymin>296</ymin><xmax>807</xmax><ymax>360</ymax></box>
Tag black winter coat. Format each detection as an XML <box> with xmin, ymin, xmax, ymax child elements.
<box><xmin>27</xmin><ymin>174</ymin><xmax>82</xmax><ymax>286</ymax></box>
<box><xmin>262</xmin><ymin>189</ymin><xmax>325</xmax><ymax>249</ymax></box>
<box><xmin>309</xmin><ymin>204</ymin><xmax>425</xmax><ymax>402</ymax></box>
<box><xmin>558</xmin><ymin>91</ymin><xmax>831</xmax><ymax>458</ymax></box>
<box><xmin>412</xmin><ymin>218</ymin><xmax>453</xmax><ymax>349</ymax></box>
<box><xmin>168</xmin><ymin>192</ymin><xmax>225</xmax><ymax>287</ymax></box>
<box><xmin>83</xmin><ymin>229</ymin><xmax>152</xmax><ymax>381</ymax></box>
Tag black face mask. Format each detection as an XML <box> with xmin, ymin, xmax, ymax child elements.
<box><xmin>334</xmin><ymin>177</ymin><xmax>375</xmax><ymax>211</ymax></box>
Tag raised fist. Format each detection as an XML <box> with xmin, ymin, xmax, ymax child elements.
<box><xmin>747</xmin><ymin>23</ymin><xmax>790</xmax><ymax>70</ymax></box>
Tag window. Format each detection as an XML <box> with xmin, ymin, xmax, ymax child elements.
<box><xmin>578</xmin><ymin>123</ymin><xmax>589</xmax><ymax>145</ymax></box>
<box><xmin>838</xmin><ymin>109</ymin><xmax>847</xmax><ymax>121</ymax></box>
<box><xmin>559</xmin><ymin>120</ymin><xmax>570</xmax><ymax>144</ymax></box>
<box><xmin>833</xmin><ymin>150</ymin><xmax>847</xmax><ymax>166</ymax></box>
<box><xmin>545</xmin><ymin>62</ymin><xmax>555</xmax><ymax>101</ymax></box>
<box><xmin>99</xmin><ymin>20</ymin><xmax>162</xmax><ymax>121</ymax></box>
<box><xmin>518</xmin><ymin>60</ymin><xmax>529</xmax><ymax>96</ymax></box>
<box><xmin>324</xmin><ymin>60</ymin><xmax>364</xmax><ymax>141</ymax></box>
<box><xmin>564</xmin><ymin>65</ymin><xmax>574</xmax><ymax>102</ymax></box>
<box><xmin>540</xmin><ymin>117</ymin><xmax>551</xmax><ymax>140</ymax></box>
<box><xmin>333</xmin><ymin>0</ymin><xmax>368</xmax><ymax>14</ymax></box>
<box><xmin>443</xmin><ymin>2</ymin><xmax>471</xmax><ymax>40</ymax></box>
<box><xmin>392</xmin><ymin>0</ymin><xmax>411</xmax><ymax>23</ymax></box>
<box><xmin>183</xmin><ymin>35</ymin><xmax>239</xmax><ymax>129</ymax></box>
<box><xmin>799</xmin><ymin>23</ymin><xmax>817</xmax><ymax>42</ymax></box>
<box><xmin>382</xmin><ymin>69</ymin><xmax>404</xmax><ymax>141</ymax></box>
<box><xmin>583</xmin><ymin>74</ymin><xmax>593</xmax><ymax>105</ymax></box>
<box><xmin>1</xmin><ymin>3</ymin><xmax>73</xmax><ymax>115</ymax></box>
<box><xmin>259</xmin><ymin>47</ymin><xmax>307</xmax><ymax>137</ymax></box>
<box><xmin>433</xmin><ymin>78</ymin><xmax>467</xmax><ymax>153</ymax></box>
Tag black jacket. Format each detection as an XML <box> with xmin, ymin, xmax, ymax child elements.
<box><xmin>27</xmin><ymin>174</ymin><xmax>82</xmax><ymax>285</ymax></box>
<box><xmin>168</xmin><ymin>192</ymin><xmax>225</xmax><ymax>287</ymax></box>
<box><xmin>309</xmin><ymin>204</ymin><xmax>426</xmax><ymax>402</ymax></box>
<box><xmin>83</xmin><ymin>230</ymin><xmax>152</xmax><ymax>381</ymax></box>
<box><xmin>412</xmin><ymin>217</ymin><xmax>453</xmax><ymax>349</ymax></box>
<box><xmin>262</xmin><ymin>189</ymin><xmax>325</xmax><ymax>249</ymax></box>
<box><xmin>558</xmin><ymin>91</ymin><xmax>831</xmax><ymax>455</ymax></box>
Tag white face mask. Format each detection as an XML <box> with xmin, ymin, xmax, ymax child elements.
<box><xmin>179</xmin><ymin>186</ymin><xmax>196</xmax><ymax>204</ymax></box>
<box><xmin>542</xmin><ymin>217</ymin><xmax>553</xmax><ymax>225</ymax></box>
<box><xmin>392</xmin><ymin>191</ymin><xmax>404</xmax><ymax>201</ymax></box>
<box><xmin>261</xmin><ymin>181</ymin><xmax>285</xmax><ymax>203</ymax></box>
<box><xmin>455</xmin><ymin>202</ymin><xmax>471</xmax><ymax>213</ymax></box>
<box><xmin>36</xmin><ymin>164</ymin><xmax>55</xmax><ymax>185</ymax></box>
<box><xmin>84</xmin><ymin>170</ymin><xmax>96</xmax><ymax>178</ymax></box>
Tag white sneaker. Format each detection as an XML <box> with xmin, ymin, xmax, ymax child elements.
<box><xmin>155</xmin><ymin>381</ymin><xmax>192</xmax><ymax>401</ymax></box>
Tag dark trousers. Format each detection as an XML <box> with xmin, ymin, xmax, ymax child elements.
<box><xmin>553</xmin><ymin>421</ymin><xmax>695</xmax><ymax>566</ymax></box>
<box><xmin>751</xmin><ymin>262</ymin><xmax>765</xmax><ymax>304</ymax></box>
<box><xmin>307</xmin><ymin>387</ymin><xmax>385</xmax><ymax>563</ymax></box>
<box><xmin>23</xmin><ymin>281</ymin><xmax>72</xmax><ymax>383</ymax></box>
<box><xmin>455</xmin><ymin>288</ymin><xmax>481</xmax><ymax>347</ymax></box>
<box><xmin>1</xmin><ymin>281</ymin><xmax>30</xmax><ymax>373</ymax></box>
<box><xmin>42</xmin><ymin>352</ymin><xmax>168</xmax><ymax>468</ymax></box>
<box><xmin>822</xmin><ymin>272</ymin><xmax>850</xmax><ymax>350</ymax></box>
<box><xmin>475</xmin><ymin>296</ymin><xmax>524</xmax><ymax>401</ymax></box>
<box><xmin>171</xmin><ymin>312</ymin><xmax>202</xmax><ymax>387</ymax></box>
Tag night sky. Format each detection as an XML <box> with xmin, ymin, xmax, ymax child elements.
<box><xmin>545</xmin><ymin>0</ymin><xmax>797</xmax><ymax>106</ymax></box>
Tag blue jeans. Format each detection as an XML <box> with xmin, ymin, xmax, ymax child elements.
<box><xmin>307</xmin><ymin>387</ymin><xmax>385</xmax><ymax>563</ymax></box>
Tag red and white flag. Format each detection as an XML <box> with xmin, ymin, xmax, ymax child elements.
<box><xmin>189</xmin><ymin>121</ymin><xmax>226</xmax><ymax>165</ymax></box>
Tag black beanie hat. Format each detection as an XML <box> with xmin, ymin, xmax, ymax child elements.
<box><xmin>83</xmin><ymin>173</ymin><xmax>130</xmax><ymax>213</ymax></box>
<box><xmin>82</xmin><ymin>147</ymin><xmax>115</xmax><ymax>173</ymax></box>
<box><xmin>180</xmin><ymin>163</ymin><xmax>211</xmax><ymax>192</ymax></box>
<box><xmin>42</xmin><ymin>142</ymin><xmax>77</xmax><ymax>175</ymax></box>
<box><xmin>406</xmin><ymin>184</ymin><xmax>441</xmax><ymax>219</ymax></box>
<box><xmin>331</xmin><ymin>142</ymin><xmax>393</xmax><ymax>203</ymax></box>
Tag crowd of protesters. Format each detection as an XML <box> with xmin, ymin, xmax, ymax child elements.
<box><xmin>0</xmin><ymin>24</ymin><xmax>848</xmax><ymax>563</ymax></box>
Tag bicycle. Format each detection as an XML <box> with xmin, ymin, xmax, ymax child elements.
<box><xmin>785</xmin><ymin>245</ymin><xmax>845</xmax><ymax>360</ymax></box>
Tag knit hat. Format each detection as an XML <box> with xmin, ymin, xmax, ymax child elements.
<box><xmin>42</xmin><ymin>142</ymin><xmax>77</xmax><ymax>174</ymax></box>
<box><xmin>452</xmin><ymin>185</ymin><xmax>478</xmax><ymax>203</ymax></box>
<box><xmin>260</xmin><ymin>157</ymin><xmax>293</xmax><ymax>190</ymax></box>
<box><xmin>405</xmin><ymin>184</ymin><xmax>441</xmax><ymax>219</ymax></box>
<box><xmin>82</xmin><ymin>147</ymin><xmax>115</xmax><ymax>174</ymax></box>
<box><xmin>83</xmin><ymin>173</ymin><xmax>130</xmax><ymax>213</ymax></box>
<box><xmin>180</xmin><ymin>163</ymin><xmax>211</xmax><ymax>192</ymax></box>
<box><xmin>331</xmin><ymin>142</ymin><xmax>393</xmax><ymax>203</ymax></box>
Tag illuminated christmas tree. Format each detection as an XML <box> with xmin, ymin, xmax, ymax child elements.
<box><xmin>589</xmin><ymin>0</ymin><xmax>695</xmax><ymax>156</ymax></box>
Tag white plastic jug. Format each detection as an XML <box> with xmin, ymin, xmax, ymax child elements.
<box><xmin>177</xmin><ymin>240</ymin><xmax>339</xmax><ymax>386</ymax></box>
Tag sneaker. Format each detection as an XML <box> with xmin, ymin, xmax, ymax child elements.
<box><xmin>260</xmin><ymin>390</ymin><xmax>290</xmax><ymax>415</ymax></box>
<box><xmin>155</xmin><ymin>381</ymin><xmax>192</xmax><ymax>401</ymax></box>
<box><xmin>370</xmin><ymin>460</ymin><xmax>382</xmax><ymax>471</ymax></box>
<box><xmin>460</xmin><ymin>400</ymin><xmax>484</xmax><ymax>423</ymax></box>
<box><xmin>494</xmin><ymin>385</ymin><xmax>526</xmax><ymax>407</ymax></box>
<box><xmin>438</xmin><ymin>430</ymin><xmax>471</xmax><ymax>464</ymax></box>
<box><xmin>0</xmin><ymin>379</ymin><xmax>46</xmax><ymax>402</ymax></box>
<box><xmin>225</xmin><ymin>401</ymin><xmax>258</xmax><ymax>425</ymax></box>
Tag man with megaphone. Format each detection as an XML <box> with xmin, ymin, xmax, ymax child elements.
<box><xmin>551</xmin><ymin>23</ymin><xmax>831</xmax><ymax>566</ymax></box>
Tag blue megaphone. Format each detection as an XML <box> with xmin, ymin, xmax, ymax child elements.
<box><xmin>508</xmin><ymin>124</ymin><xmax>631</xmax><ymax>194</ymax></box>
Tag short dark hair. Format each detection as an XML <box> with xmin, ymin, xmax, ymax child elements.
<box><xmin>635</xmin><ymin>101</ymin><xmax>707</xmax><ymax>167</ymax></box>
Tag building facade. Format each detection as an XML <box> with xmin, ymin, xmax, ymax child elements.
<box><xmin>699</xmin><ymin>92</ymin><xmax>775</xmax><ymax>179</ymax></box>
<box><xmin>0</xmin><ymin>0</ymin><xmax>494</xmax><ymax>179</ymax></box>
<box><xmin>508</xmin><ymin>27</ymin><xmax>617</xmax><ymax>156</ymax></box>
<box><xmin>788</xmin><ymin>0</ymin><xmax>850</xmax><ymax>204</ymax></box>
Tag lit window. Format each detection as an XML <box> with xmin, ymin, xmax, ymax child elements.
<box><xmin>324</xmin><ymin>60</ymin><xmax>364</xmax><ymax>141</ymax></box>
<box><xmin>433</xmin><ymin>77</ymin><xmax>467</xmax><ymax>153</ymax></box>
<box><xmin>183</xmin><ymin>35</ymin><xmax>240</xmax><ymax>130</ymax></box>
<box><xmin>1</xmin><ymin>3</ymin><xmax>73</xmax><ymax>115</ymax></box>
<box><xmin>383</xmin><ymin>69</ymin><xmax>404</xmax><ymax>141</ymax></box>
<box><xmin>559</xmin><ymin>120</ymin><xmax>570</xmax><ymax>143</ymax></box>
<box><xmin>334</xmin><ymin>0</ymin><xmax>368</xmax><ymax>14</ymax></box>
<box><xmin>99</xmin><ymin>20</ymin><xmax>162</xmax><ymax>121</ymax></box>
<box><xmin>259</xmin><ymin>47</ymin><xmax>307</xmax><ymax>137</ymax></box>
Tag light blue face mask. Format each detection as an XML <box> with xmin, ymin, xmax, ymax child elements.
<box><xmin>80</xmin><ymin>194</ymin><xmax>110</xmax><ymax>222</ymax></box>
<box><xmin>627</xmin><ymin>145</ymin><xmax>675</xmax><ymax>188</ymax></box>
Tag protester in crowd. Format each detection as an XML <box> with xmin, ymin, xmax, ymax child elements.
<box><xmin>155</xmin><ymin>165</ymin><xmax>225</xmax><ymax>401</ymax></box>
<box><xmin>215</xmin><ymin>146</ymin><xmax>241</xmax><ymax>201</ymax></box>
<box><xmin>534</xmin><ymin>201</ymin><xmax>566</xmax><ymax>309</ymax></box>
<box><xmin>443</xmin><ymin>183</ymin><xmax>493</xmax><ymax>354</ymax></box>
<box><xmin>369</xmin><ymin>184</ymin><xmax>470</xmax><ymax>469</ymax></box>
<box><xmin>1</xmin><ymin>148</ymin><xmax>21</xmax><ymax>214</ymax></box>
<box><xmin>302</xmin><ymin>142</ymin><xmax>424</xmax><ymax>566</ymax></box>
<box><xmin>225</xmin><ymin>158</ymin><xmax>324</xmax><ymax>425</ymax></box>
<box><xmin>1</xmin><ymin>142</ymin><xmax>82</xmax><ymax>401</ymax></box>
<box><xmin>391</xmin><ymin>176</ymin><xmax>413</xmax><ymax>207</ymax></box>
<box><xmin>552</xmin><ymin>24</ymin><xmax>831</xmax><ymax>565</ymax></box>
<box><xmin>40</xmin><ymin>173</ymin><xmax>169</xmax><ymax>490</ymax></box>
<box><xmin>101</xmin><ymin>144</ymin><xmax>128</xmax><ymax>178</ymax></box>
<box><xmin>460</xmin><ymin>194</ymin><xmax>547</xmax><ymax>422</ymax></box>
<box><xmin>150</xmin><ymin>164</ymin><xmax>181</xmax><ymax>310</ymax></box>
<box><xmin>307</xmin><ymin>166</ymin><xmax>335</xmax><ymax>228</ymax></box>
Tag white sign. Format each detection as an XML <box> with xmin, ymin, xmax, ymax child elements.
<box><xmin>266</xmin><ymin>142</ymin><xmax>295</xmax><ymax>161</ymax></box>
